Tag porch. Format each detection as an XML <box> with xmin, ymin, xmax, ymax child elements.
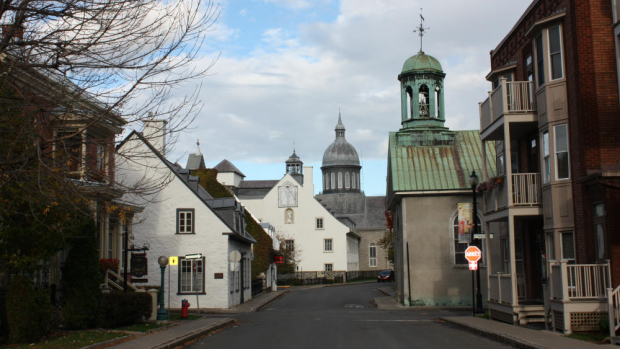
<box><xmin>545</xmin><ymin>261</ymin><xmax>611</xmax><ymax>334</ymax></box>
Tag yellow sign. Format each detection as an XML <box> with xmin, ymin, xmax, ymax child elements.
<box><xmin>169</xmin><ymin>256</ymin><xmax>178</xmax><ymax>266</ymax></box>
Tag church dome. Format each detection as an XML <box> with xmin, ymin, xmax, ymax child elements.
<box><xmin>322</xmin><ymin>114</ymin><xmax>360</xmax><ymax>167</ymax></box>
<box><xmin>402</xmin><ymin>51</ymin><xmax>443</xmax><ymax>73</ymax></box>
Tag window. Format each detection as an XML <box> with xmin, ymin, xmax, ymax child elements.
<box><xmin>331</xmin><ymin>173</ymin><xmax>335</xmax><ymax>189</ymax></box>
<box><xmin>501</xmin><ymin>237</ymin><xmax>509</xmax><ymax>273</ymax></box>
<box><xmin>542</xmin><ymin>131</ymin><xmax>550</xmax><ymax>183</ymax></box>
<box><xmin>284</xmin><ymin>240</ymin><xmax>294</xmax><ymax>251</ymax></box>
<box><xmin>554</xmin><ymin>124</ymin><xmax>569</xmax><ymax>179</ymax></box>
<box><xmin>352</xmin><ymin>173</ymin><xmax>356</xmax><ymax>189</ymax></box>
<box><xmin>56</xmin><ymin>131</ymin><xmax>83</xmax><ymax>173</ymax></box>
<box><xmin>497</xmin><ymin>153</ymin><xmax>505</xmax><ymax>176</ymax></box>
<box><xmin>177</xmin><ymin>209</ymin><xmax>194</xmax><ymax>234</ymax></box>
<box><xmin>323</xmin><ymin>173</ymin><xmax>327</xmax><ymax>190</ymax></box>
<box><xmin>324</xmin><ymin>239</ymin><xmax>333</xmax><ymax>252</ymax></box>
<box><xmin>594</xmin><ymin>203</ymin><xmax>606</xmax><ymax>260</ymax></box>
<box><xmin>179</xmin><ymin>258</ymin><xmax>204</xmax><ymax>294</ymax></box>
<box><xmin>324</xmin><ymin>264</ymin><xmax>333</xmax><ymax>272</ymax></box>
<box><xmin>316</xmin><ymin>218</ymin><xmax>323</xmax><ymax>229</ymax></box>
<box><xmin>97</xmin><ymin>145</ymin><xmax>106</xmax><ymax>172</ymax></box>
<box><xmin>345</xmin><ymin>172</ymin><xmax>350</xmax><ymax>189</ymax></box>
<box><xmin>452</xmin><ymin>215</ymin><xmax>484</xmax><ymax>266</ymax></box>
<box><xmin>338</xmin><ymin>172</ymin><xmax>343</xmax><ymax>189</ymax></box>
<box><xmin>369</xmin><ymin>243</ymin><xmax>377</xmax><ymax>267</ymax></box>
<box><xmin>546</xmin><ymin>233</ymin><xmax>556</xmax><ymax>261</ymax></box>
<box><xmin>561</xmin><ymin>231</ymin><xmax>575</xmax><ymax>261</ymax></box>
<box><xmin>536</xmin><ymin>34</ymin><xmax>545</xmax><ymax>86</ymax></box>
<box><xmin>548</xmin><ymin>26</ymin><xmax>563</xmax><ymax>80</ymax></box>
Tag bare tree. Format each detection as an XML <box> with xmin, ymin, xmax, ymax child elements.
<box><xmin>0</xmin><ymin>0</ymin><xmax>220</xmax><ymax>270</ymax></box>
<box><xmin>274</xmin><ymin>231</ymin><xmax>302</xmax><ymax>274</ymax></box>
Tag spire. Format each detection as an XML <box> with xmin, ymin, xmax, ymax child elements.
<box><xmin>335</xmin><ymin>109</ymin><xmax>346</xmax><ymax>140</ymax></box>
<box><xmin>195</xmin><ymin>139</ymin><xmax>202</xmax><ymax>155</ymax></box>
<box><xmin>413</xmin><ymin>8</ymin><xmax>429</xmax><ymax>53</ymax></box>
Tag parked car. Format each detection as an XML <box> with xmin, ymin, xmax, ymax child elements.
<box><xmin>377</xmin><ymin>270</ymin><xmax>394</xmax><ymax>282</ymax></box>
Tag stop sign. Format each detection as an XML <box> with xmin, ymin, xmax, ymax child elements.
<box><xmin>465</xmin><ymin>246</ymin><xmax>482</xmax><ymax>262</ymax></box>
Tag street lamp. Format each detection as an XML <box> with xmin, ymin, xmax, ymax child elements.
<box><xmin>157</xmin><ymin>256</ymin><xmax>168</xmax><ymax>321</ymax></box>
<box><xmin>468</xmin><ymin>171</ymin><xmax>483</xmax><ymax>314</ymax></box>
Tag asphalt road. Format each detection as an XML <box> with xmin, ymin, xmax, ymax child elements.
<box><xmin>185</xmin><ymin>282</ymin><xmax>513</xmax><ymax>349</ymax></box>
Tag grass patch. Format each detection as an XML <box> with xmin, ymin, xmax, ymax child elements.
<box><xmin>114</xmin><ymin>322</ymin><xmax>165</xmax><ymax>333</ymax></box>
<box><xmin>1</xmin><ymin>331</ymin><xmax>127</xmax><ymax>349</ymax></box>
<box><xmin>564</xmin><ymin>332</ymin><xmax>609</xmax><ymax>344</ymax></box>
<box><xmin>169</xmin><ymin>313</ymin><xmax>202</xmax><ymax>321</ymax></box>
<box><xmin>348</xmin><ymin>278</ymin><xmax>376</xmax><ymax>283</ymax></box>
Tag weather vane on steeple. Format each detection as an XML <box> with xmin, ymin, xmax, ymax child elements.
<box><xmin>413</xmin><ymin>8</ymin><xmax>429</xmax><ymax>53</ymax></box>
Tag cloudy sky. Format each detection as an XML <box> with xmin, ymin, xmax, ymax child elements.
<box><xmin>167</xmin><ymin>0</ymin><xmax>532</xmax><ymax>196</ymax></box>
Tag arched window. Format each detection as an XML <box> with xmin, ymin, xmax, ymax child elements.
<box><xmin>406</xmin><ymin>86</ymin><xmax>413</xmax><ymax>119</ymax></box>
<box><xmin>369</xmin><ymin>243</ymin><xmax>377</xmax><ymax>267</ymax></box>
<box><xmin>357</xmin><ymin>174</ymin><xmax>360</xmax><ymax>189</ymax></box>
<box><xmin>338</xmin><ymin>172</ymin><xmax>343</xmax><ymax>189</ymax></box>
<box><xmin>419</xmin><ymin>84</ymin><xmax>429</xmax><ymax>117</ymax></box>
<box><xmin>345</xmin><ymin>172</ymin><xmax>350</xmax><ymax>188</ymax></box>
<box><xmin>452</xmin><ymin>214</ymin><xmax>484</xmax><ymax>266</ymax></box>
<box><xmin>331</xmin><ymin>173</ymin><xmax>335</xmax><ymax>189</ymax></box>
<box><xmin>352</xmin><ymin>173</ymin><xmax>356</xmax><ymax>189</ymax></box>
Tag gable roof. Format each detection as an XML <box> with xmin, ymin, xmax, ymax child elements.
<box><xmin>186</xmin><ymin>153</ymin><xmax>205</xmax><ymax>170</ymax></box>
<box><xmin>214</xmin><ymin>159</ymin><xmax>245</xmax><ymax>177</ymax></box>
<box><xmin>388</xmin><ymin>130</ymin><xmax>496</xmax><ymax>192</ymax></box>
<box><xmin>117</xmin><ymin>131</ymin><xmax>256</xmax><ymax>245</ymax></box>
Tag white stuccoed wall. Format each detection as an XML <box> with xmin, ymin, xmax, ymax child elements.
<box><xmin>116</xmin><ymin>133</ymin><xmax>251</xmax><ymax>309</ymax></box>
<box><xmin>240</xmin><ymin>167</ymin><xmax>351</xmax><ymax>271</ymax></box>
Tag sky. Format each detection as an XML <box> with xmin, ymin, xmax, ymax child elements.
<box><xmin>166</xmin><ymin>0</ymin><xmax>533</xmax><ymax>196</ymax></box>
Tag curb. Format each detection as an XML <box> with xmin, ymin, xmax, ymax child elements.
<box><xmin>81</xmin><ymin>334</ymin><xmax>135</xmax><ymax>349</ymax></box>
<box><xmin>439</xmin><ymin>317</ymin><xmax>545</xmax><ymax>349</ymax></box>
<box><xmin>255</xmin><ymin>290</ymin><xmax>290</xmax><ymax>312</ymax></box>
<box><xmin>151</xmin><ymin>319</ymin><xmax>236</xmax><ymax>349</ymax></box>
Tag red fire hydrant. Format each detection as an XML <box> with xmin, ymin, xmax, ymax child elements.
<box><xmin>181</xmin><ymin>299</ymin><xmax>190</xmax><ymax>318</ymax></box>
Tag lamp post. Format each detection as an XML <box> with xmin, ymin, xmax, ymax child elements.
<box><xmin>157</xmin><ymin>256</ymin><xmax>168</xmax><ymax>321</ymax></box>
<box><xmin>468</xmin><ymin>171</ymin><xmax>484</xmax><ymax>314</ymax></box>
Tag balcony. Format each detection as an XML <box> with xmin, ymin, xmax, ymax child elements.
<box><xmin>480</xmin><ymin>80</ymin><xmax>537</xmax><ymax>135</ymax></box>
<box><xmin>546</xmin><ymin>261</ymin><xmax>611</xmax><ymax>333</ymax></box>
<box><xmin>483</xmin><ymin>173</ymin><xmax>542</xmax><ymax>214</ymax></box>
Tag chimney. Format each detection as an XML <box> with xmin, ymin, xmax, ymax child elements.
<box><xmin>2</xmin><ymin>25</ymin><xmax>24</xmax><ymax>42</ymax></box>
<box><xmin>143</xmin><ymin>118</ymin><xmax>168</xmax><ymax>156</ymax></box>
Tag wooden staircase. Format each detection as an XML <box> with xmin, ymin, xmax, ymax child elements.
<box><xmin>102</xmin><ymin>269</ymin><xmax>139</xmax><ymax>292</ymax></box>
<box><xmin>608</xmin><ymin>285</ymin><xmax>620</xmax><ymax>345</ymax></box>
<box><xmin>518</xmin><ymin>304</ymin><xmax>546</xmax><ymax>325</ymax></box>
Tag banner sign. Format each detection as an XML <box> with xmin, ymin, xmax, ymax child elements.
<box><xmin>131</xmin><ymin>254</ymin><xmax>147</xmax><ymax>277</ymax></box>
<box><xmin>457</xmin><ymin>203</ymin><xmax>472</xmax><ymax>244</ymax></box>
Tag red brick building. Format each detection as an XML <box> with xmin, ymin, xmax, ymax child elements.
<box><xmin>478</xmin><ymin>0</ymin><xmax>620</xmax><ymax>337</ymax></box>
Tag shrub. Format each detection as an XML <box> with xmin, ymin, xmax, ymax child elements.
<box><xmin>98</xmin><ymin>292</ymin><xmax>152</xmax><ymax>328</ymax></box>
<box><xmin>6</xmin><ymin>275</ymin><xmax>53</xmax><ymax>343</ymax></box>
<box><xmin>61</xmin><ymin>221</ymin><xmax>101</xmax><ymax>329</ymax></box>
<box><xmin>600</xmin><ymin>316</ymin><xmax>610</xmax><ymax>334</ymax></box>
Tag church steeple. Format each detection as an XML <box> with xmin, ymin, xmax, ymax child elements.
<box><xmin>335</xmin><ymin>109</ymin><xmax>345</xmax><ymax>140</ymax></box>
<box><xmin>285</xmin><ymin>148</ymin><xmax>304</xmax><ymax>185</ymax></box>
<box><xmin>398</xmin><ymin>14</ymin><xmax>447</xmax><ymax>132</ymax></box>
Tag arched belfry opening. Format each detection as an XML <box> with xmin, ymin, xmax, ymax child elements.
<box><xmin>419</xmin><ymin>84</ymin><xmax>429</xmax><ymax>117</ymax></box>
<box><xmin>406</xmin><ymin>86</ymin><xmax>414</xmax><ymax>119</ymax></box>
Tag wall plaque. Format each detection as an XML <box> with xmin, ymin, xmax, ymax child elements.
<box><xmin>214</xmin><ymin>273</ymin><xmax>224</xmax><ymax>279</ymax></box>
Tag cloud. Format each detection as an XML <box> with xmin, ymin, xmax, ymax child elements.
<box><xmin>162</xmin><ymin>0</ymin><xmax>533</xmax><ymax>195</ymax></box>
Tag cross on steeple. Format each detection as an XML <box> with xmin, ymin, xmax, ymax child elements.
<box><xmin>413</xmin><ymin>8</ymin><xmax>429</xmax><ymax>53</ymax></box>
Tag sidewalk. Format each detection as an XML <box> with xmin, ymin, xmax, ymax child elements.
<box><xmin>102</xmin><ymin>290</ymin><xmax>288</xmax><ymax>349</ymax></box>
<box><xmin>373</xmin><ymin>287</ymin><xmax>617</xmax><ymax>349</ymax></box>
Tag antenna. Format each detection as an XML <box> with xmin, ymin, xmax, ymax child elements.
<box><xmin>412</xmin><ymin>8</ymin><xmax>429</xmax><ymax>53</ymax></box>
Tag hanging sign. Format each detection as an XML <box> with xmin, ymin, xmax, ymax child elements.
<box><xmin>131</xmin><ymin>254</ymin><xmax>148</xmax><ymax>277</ymax></box>
<box><xmin>458</xmin><ymin>203</ymin><xmax>472</xmax><ymax>243</ymax></box>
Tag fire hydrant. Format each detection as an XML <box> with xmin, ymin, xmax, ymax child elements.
<box><xmin>181</xmin><ymin>299</ymin><xmax>190</xmax><ymax>319</ymax></box>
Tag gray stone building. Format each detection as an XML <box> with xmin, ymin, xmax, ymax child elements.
<box><xmin>386</xmin><ymin>46</ymin><xmax>495</xmax><ymax>306</ymax></box>
<box><xmin>315</xmin><ymin>115</ymin><xmax>390</xmax><ymax>271</ymax></box>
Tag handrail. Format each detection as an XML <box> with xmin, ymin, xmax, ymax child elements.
<box><xmin>608</xmin><ymin>285</ymin><xmax>620</xmax><ymax>344</ymax></box>
<box><xmin>105</xmin><ymin>269</ymin><xmax>139</xmax><ymax>292</ymax></box>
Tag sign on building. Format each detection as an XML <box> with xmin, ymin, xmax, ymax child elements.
<box><xmin>457</xmin><ymin>203</ymin><xmax>472</xmax><ymax>243</ymax></box>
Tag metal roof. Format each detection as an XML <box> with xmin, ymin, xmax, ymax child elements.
<box><xmin>213</xmin><ymin>159</ymin><xmax>245</xmax><ymax>177</ymax></box>
<box><xmin>388</xmin><ymin>130</ymin><xmax>496</xmax><ymax>192</ymax></box>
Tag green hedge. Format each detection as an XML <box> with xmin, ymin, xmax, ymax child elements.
<box><xmin>98</xmin><ymin>292</ymin><xmax>152</xmax><ymax>328</ymax></box>
<box><xmin>6</xmin><ymin>275</ymin><xmax>53</xmax><ymax>344</ymax></box>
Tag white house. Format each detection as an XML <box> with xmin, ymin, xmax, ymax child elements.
<box><xmin>224</xmin><ymin>152</ymin><xmax>360</xmax><ymax>273</ymax></box>
<box><xmin>116</xmin><ymin>122</ymin><xmax>256</xmax><ymax>309</ymax></box>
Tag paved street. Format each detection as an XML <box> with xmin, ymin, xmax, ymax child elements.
<box><xmin>184</xmin><ymin>283</ymin><xmax>513</xmax><ymax>349</ymax></box>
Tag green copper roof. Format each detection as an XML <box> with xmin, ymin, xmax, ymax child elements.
<box><xmin>388</xmin><ymin>130</ymin><xmax>496</xmax><ymax>191</ymax></box>
<box><xmin>402</xmin><ymin>51</ymin><xmax>443</xmax><ymax>73</ymax></box>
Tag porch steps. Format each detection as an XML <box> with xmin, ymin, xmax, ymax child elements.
<box><xmin>517</xmin><ymin>305</ymin><xmax>545</xmax><ymax>325</ymax></box>
<box><xmin>612</xmin><ymin>336</ymin><xmax>619</xmax><ymax>345</ymax></box>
